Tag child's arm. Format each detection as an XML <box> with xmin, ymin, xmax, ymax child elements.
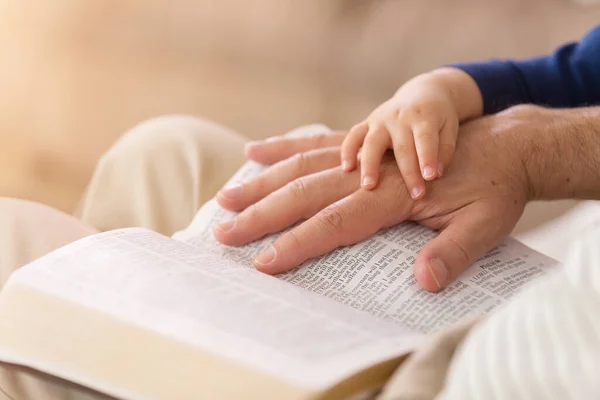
<box><xmin>342</xmin><ymin>25</ymin><xmax>600</xmax><ymax>198</ymax></box>
<box><xmin>452</xmin><ymin>25</ymin><xmax>600</xmax><ymax>114</ymax></box>
<box><xmin>341</xmin><ymin>68</ymin><xmax>483</xmax><ymax>197</ymax></box>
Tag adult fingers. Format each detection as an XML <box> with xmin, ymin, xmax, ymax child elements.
<box><xmin>340</xmin><ymin>122</ymin><xmax>369</xmax><ymax>171</ymax></box>
<box><xmin>413</xmin><ymin>122</ymin><xmax>440</xmax><ymax>181</ymax></box>
<box><xmin>252</xmin><ymin>168</ymin><xmax>413</xmax><ymax>274</ymax></box>
<box><xmin>415</xmin><ymin>207</ymin><xmax>503</xmax><ymax>292</ymax></box>
<box><xmin>214</xmin><ymin>167</ymin><xmax>361</xmax><ymax>247</ymax></box>
<box><xmin>386</xmin><ymin>122</ymin><xmax>425</xmax><ymax>200</ymax></box>
<box><xmin>245</xmin><ymin>131</ymin><xmax>347</xmax><ymax>165</ymax></box>
<box><xmin>359</xmin><ymin>126</ymin><xmax>392</xmax><ymax>190</ymax></box>
<box><xmin>217</xmin><ymin>147</ymin><xmax>341</xmax><ymax>211</ymax></box>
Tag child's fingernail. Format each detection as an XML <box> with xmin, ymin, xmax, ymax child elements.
<box><xmin>437</xmin><ymin>162</ymin><xmax>444</xmax><ymax>177</ymax></box>
<box><xmin>422</xmin><ymin>166</ymin><xmax>436</xmax><ymax>179</ymax></box>
<box><xmin>362</xmin><ymin>176</ymin><xmax>375</xmax><ymax>187</ymax></box>
<box><xmin>410</xmin><ymin>186</ymin><xmax>422</xmax><ymax>199</ymax></box>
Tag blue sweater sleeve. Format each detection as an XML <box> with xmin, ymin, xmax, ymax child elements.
<box><xmin>451</xmin><ymin>25</ymin><xmax>600</xmax><ymax>115</ymax></box>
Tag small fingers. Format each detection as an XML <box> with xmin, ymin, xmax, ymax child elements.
<box><xmin>437</xmin><ymin>117</ymin><xmax>459</xmax><ymax>176</ymax></box>
<box><xmin>413</xmin><ymin>123</ymin><xmax>440</xmax><ymax>181</ymax></box>
<box><xmin>340</xmin><ymin>122</ymin><xmax>369</xmax><ymax>172</ymax></box>
<box><xmin>359</xmin><ymin>126</ymin><xmax>392</xmax><ymax>190</ymax></box>
<box><xmin>386</xmin><ymin>122</ymin><xmax>426</xmax><ymax>200</ymax></box>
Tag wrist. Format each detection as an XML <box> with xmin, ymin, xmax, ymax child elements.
<box><xmin>428</xmin><ymin>67</ymin><xmax>484</xmax><ymax>121</ymax></box>
<box><xmin>511</xmin><ymin>106</ymin><xmax>600</xmax><ymax>201</ymax></box>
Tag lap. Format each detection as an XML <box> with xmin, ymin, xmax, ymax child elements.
<box><xmin>0</xmin><ymin>115</ymin><xmax>251</xmax><ymax>400</ymax></box>
<box><xmin>76</xmin><ymin>115</ymin><xmax>248</xmax><ymax>236</ymax></box>
<box><xmin>0</xmin><ymin>198</ymin><xmax>105</xmax><ymax>400</ymax></box>
<box><xmin>4</xmin><ymin>116</ymin><xmax>597</xmax><ymax>400</ymax></box>
<box><xmin>2</xmin><ymin>115</ymin><xmax>248</xmax><ymax>287</ymax></box>
<box><xmin>0</xmin><ymin>198</ymin><xmax>97</xmax><ymax>289</ymax></box>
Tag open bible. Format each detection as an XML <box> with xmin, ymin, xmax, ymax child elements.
<box><xmin>0</xmin><ymin>156</ymin><xmax>559</xmax><ymax>400</ymax></box>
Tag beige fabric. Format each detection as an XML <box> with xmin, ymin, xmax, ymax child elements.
<box><xmin>76</xmin><ymin>115</ymin><xmax>247</xmax><ymax>236</ymax></box>
<box><xmin>0</xmin><ymin>115</ymin><xmax>246</xmax><ymax>399</ymax></box>
<box><xmin>376</xmin><ymin>318</ymin><xmax>478</xmax><ymax>400</ymax></box>
<box><xmin>0</xmin><ymin>198</ymin><xmax>98</xmax><ymax>288</ymax></box>
<box><xmin>0</xmin><ymin>199</ymin><xmax>110</xmax><ymax>400</ymax></box>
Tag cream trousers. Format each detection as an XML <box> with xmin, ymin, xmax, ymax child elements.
<box><xmin>0</xmin><ymin>115</ymin><xmax>598</xmax><ymax>400</ymax></box>
<box><xmin>0</xmin><ymin>116</ymin><xmax>248</xmax><ymax>400</ymax></box>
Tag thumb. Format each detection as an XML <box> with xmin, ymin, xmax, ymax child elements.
<box><xmin>415</xmin><ymin>210</ymin><xmax>503</xmax><ymax>292</ymax></box>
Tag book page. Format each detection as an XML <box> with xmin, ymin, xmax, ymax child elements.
<box><xmin>4</xmin><ymin>228</ymin><xmax>422</xmax><ymax>391</ymax></box>
<box><xmin>174</xmin><ymin>162</ymin><xmax>560</xmax><ymax>334</ymax></box>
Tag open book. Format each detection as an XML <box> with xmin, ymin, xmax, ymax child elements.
<box><xmin>0</xmin><ymin>157</ymin><xmax>559</xmax><ymax>400</ymax></box>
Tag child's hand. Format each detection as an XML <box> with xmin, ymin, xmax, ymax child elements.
<box><xmin>341</xmin><ymin>68</ymin><xmax>481</xmax><ymax>199</ymax></box>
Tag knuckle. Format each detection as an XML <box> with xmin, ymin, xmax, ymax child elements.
<box><xmin>291</xmin><ymin>151</ymin><xmax>309</xmax><ymax>175</ymax></box>
<box><xmin>380</xmin><ymin>107</ymin><xmax>397</xmax><ymax>121</ymax></box>
<box><xmin>282</xmin><ymin>229</ymin><xmax>302</xmax><ymax>248</ymax></box>
<box><xmin>311</xmin><ymin>133</ymin><xmax>328</xmax><ymax>148</ymax></box>
<box><xmin>364</xmin><ymin>128</ymin><xmax>386</xmax><ymax>147</ymax></box>
<box><xmin>393</xmin><ymin>107</ymin><xmax>410</xmax><ymax>121</ymax></box>
<box><xmin>414</xmin><ymin>128</ymin><xmax>437</xmax><ymax>143</ymax></box>
<box><xmin>287</xmin><ymin>178</ymin><xmax>308</xmax><ymax>200</ymax></box>
<box><xmin>349</xmin><ymin>123</ymin><xmax>365</xmax><ymax>136</ymax></box>
<box><xmin>393</xmin><ymin>142</ymin><xmax>412</xmax><ymax>156</ymax></box>
<box><xmin>395</xmin><ymin>105</ymin><xmax>423</xmax><ymax>122</ymax></box>
<box><xmin>315</xmin><ymin>205</ymin><xmax>346</xmax><ymax>233</ymax></box>
<box><xmin>246</xmin><ymin>202</ymin><xmax>262</xmax><ymax>221</ymax></box>
<box><xmin>448</xmin><ymin>237</ymin><xmax>471</xmax><ymax>265</ymax></box>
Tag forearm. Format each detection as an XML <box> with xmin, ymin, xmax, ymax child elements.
<box><xmin>430</xmin><ymin>67</ymin><xmax>484</xmax><ymax>121</ymax></box>
<box><xmin>522</xmin><ymin>106</ymin><xmax>600</xmax><ymax>201</ymax></box>
<box><xmin>452</xmin><ymin>26</ymin><xmax>600</xmax><ymax>114</ymax></box>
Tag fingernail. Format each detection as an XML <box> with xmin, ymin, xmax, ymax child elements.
<box><xmin>437</xmin><ymin>162</ymin><xmax>444</xmax><ymax>177</ymax></box>
<box><xmin>218</xmin><ymin>184</ymin><xmax>242</xmax><ymax>200</ymax></box>
<box><xmin>422</xmin><ymin>166</ymin><xmax>436</xmax><ymax>179</ymax></box>
<box><xmin>362</xmin><ymin>176</ymin><xmax>375</xmax><ymax>187</ymax></box>
<box><xmin>427</xmin><ymin>258</ymin><xmax>449</xmax><ymax>289</ymax></box>
<box><xmin>255</xmin><ymin>245</ymin><xmax>277</xmax><ymax>266</ymax></box>
<box><xmin>410</xmin><ymin>186</ymin><xmax>422</xmax><ymax>199</ymax></box>
<box><xmin>216</xmin><ymin>219</ymin><xmax>236</xmax><ymax>233</ymax></box>
<box><xmin>342</xmin><ymin>161</ymin><xmax>351</xmax><ymax>171</ymax></box>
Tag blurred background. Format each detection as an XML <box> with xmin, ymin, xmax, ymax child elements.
<box><xmin>1</xmin><ymin>0</ymin><xmax>599</xmax><ymax>213</ymax></box>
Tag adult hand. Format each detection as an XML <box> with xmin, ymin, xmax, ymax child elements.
<box><xmin>213</xmin><ymin>106</ymin><xmax>545</xmax><ymax>291</ymax></box>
